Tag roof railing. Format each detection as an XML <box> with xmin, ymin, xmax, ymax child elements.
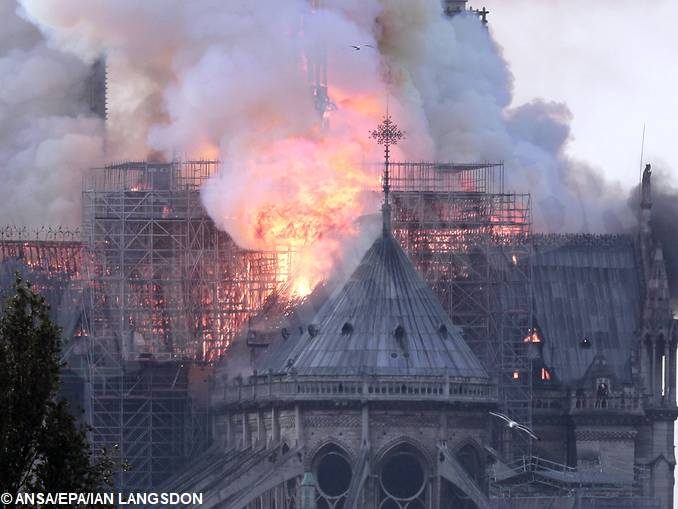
<box><xmin>214</xmin><ymin>373</ymin><xmax>496</xmax><ymax>406</ymax></box>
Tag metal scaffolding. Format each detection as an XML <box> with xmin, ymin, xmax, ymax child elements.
<box><xmin>1</xmin><ymin>158</ymin><xmax>535</xmax><ymax>485</ymax></box>
<box><xmin>0</xmin><ymin>227</ymin><xmax>90</xmax><ymax>433</ymax></box>
<box><xmin>82</xmin><ymin>160</ymin><xmax>289</xmax><ymax>363</ymax></box>
<box><xmin>389</xmin><ymin>161</ymin><xmax>533</xmax><ymax>455</ymax></box>
<box><xmin>0</xmin><ymin>227</ymin><xmax>86</xmax><ymax>360</ymax></box>
<box><xmin>81</xmin><ymin>160</ymin><xmax>290</xmax><ymax>489</ymax></box>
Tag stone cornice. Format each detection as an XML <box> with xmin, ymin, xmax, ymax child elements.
<box><xmin>574</xmin><ymin>428</ymin><xmax>637</xmax><ymax>441</ymax></box>
<box><xmin>643</xmin><ymin>406</ymin><xmax>678</xmax><ymax>420</ymax></box>
<box><xmin>571</xmin><ymin>412</ymin><xmax>644</xmax><ymax>427</ymax></box>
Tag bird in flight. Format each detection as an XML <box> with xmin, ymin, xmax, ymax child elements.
<box><xmin>489</xmin><ymin>411</ymin><xmax>539</xmax><ymax>440</ymax></box>
<box><xmin>350</xmin><ymin>44</ymin><xmax>375</xmax><ymax>50</ymax></box>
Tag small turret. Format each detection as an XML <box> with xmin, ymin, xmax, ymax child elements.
<box><xmin>84</xmin><ymin>56</ymin><xmax>107</xmax><ymax>120</ymax></box>
<box><xmin>300</xmin><ymin>472</ymin><xmax>318</xmax><ymax>509</ymax></box>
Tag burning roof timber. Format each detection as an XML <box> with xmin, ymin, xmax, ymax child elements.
<box><xmin>0</xmin><ymin>158</ymin><xmax>661</xmax><ymax>391</ymax></box>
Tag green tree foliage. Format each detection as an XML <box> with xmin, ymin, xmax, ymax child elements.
<box><xmin>0</xmin><ymin>274</ymin><xmax>114</xmax><ymax>497</ymax></box>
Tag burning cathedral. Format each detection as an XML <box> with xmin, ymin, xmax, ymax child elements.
<box><xmin>160</xmin><ymin>126</ymin><xmax>677</xmax><ymax>509</ymax></box>
<box><xmin>1</xmin><ymin>1</ymin><xmax>676</xmax><ymax>508</ymax></box>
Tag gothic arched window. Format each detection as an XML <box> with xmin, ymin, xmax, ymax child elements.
<box><xmin>312</xmin><ymin>444</ymin><xmax>352</xmax><ymax>509</ymax></box>
<box><xmin>378</xmin><ymin>443</ymin><xmax>428</xmax><ymax>508</ymax></box>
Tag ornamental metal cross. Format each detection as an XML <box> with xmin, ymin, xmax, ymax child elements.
<box><xmin>477</xmin><ymin>6</ymin><xmax>490</xmax><ymax>24</ymax></box>
<box><xmin>370</xmin><ymin>114</ymin><xmax>405</xmax><ymax>206</ymax></box>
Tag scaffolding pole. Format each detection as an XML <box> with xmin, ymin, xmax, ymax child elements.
<box><xmin>81</xmin><ymin>160</ymin><xmax>288</xmax><ymax>489</ymax></box>
<box><xmin>390</xmin><ymin>161</ymin><xmax>533</xmax><ymax>457</ymax></box>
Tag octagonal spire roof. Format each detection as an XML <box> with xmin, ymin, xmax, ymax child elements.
<box><xmin>282</xmin><ymin>233</ymin><xmax>487</xmax><ymax>378</ymax></box>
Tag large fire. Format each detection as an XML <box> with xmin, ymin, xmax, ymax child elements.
<box><xmin>197</xmin><ymin>68</ymin><xmax>384</xmax><ymax>297</ymax></box>
<box><xmin>202</xmin><ymin>93</ymin><xmax>385</xmax><ymax>298</ymax></box>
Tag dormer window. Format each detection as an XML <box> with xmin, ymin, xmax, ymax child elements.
<box><xmin>595</xmin><ymin>377</ymin><xmax>610</xmax><ymax>408</ymax></box>
<box><xmin>393</xmin><ymin>325</ymin><xmax>408</xmax><ymax>354</ymax></box>
<box><xmin>523</xmin><ymin>328</ymin><xmax>541</xmax><ymax>343</ymax></box>
<box><xmin>595</xmin><ymin>377</ymin><xmax>610</xmax><ymax>393</ymax></box>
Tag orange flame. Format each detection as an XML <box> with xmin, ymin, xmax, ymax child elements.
<box><xmin>206</xmin><ymin>132</ymin><xmax>379</xmax><ymax>298</ymax></box>
<box><xmin>524</xmin><ymin>328</ymin><xmax>541</xmax><ymax>343</ymax></box>
<box><xmin>199</xmin><ymin>81</ymin><xmax>397</xmax><ymax>298</ymax></box>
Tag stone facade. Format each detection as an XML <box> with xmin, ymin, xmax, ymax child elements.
<box><xmin>162</xmin><ymin>103</ymin><xmax>674</xmax><ymax>509</ymax></box>
<box><xmin>212</xmin><ymin>397</ymin><xmax>492</xmax><ymax>508</ymax></box>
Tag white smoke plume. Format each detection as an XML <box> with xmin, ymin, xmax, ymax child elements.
<box><xmin>375</xmin><ymin>0</ymin><xmax>632</xmax><ymax>232</ymax></box>
<box><xmin>0</xmin><ymin>1</ymin><xmax>104</xmax><ymax>227</ymax></box>
<box><xmin>13</xmin><ymin>0</ymin><xmax>637</xmax><ymax>262</ymax></box>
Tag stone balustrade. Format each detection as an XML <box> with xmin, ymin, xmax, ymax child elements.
<box><xmin>213</xmin><ymin>374</ymin><xmax>496</xmax><ymax>407</ymax></box>
<box><xmin>570</xmin><ymin>394</ymin><xmax>642</xmax><ymax>413</ymax></box>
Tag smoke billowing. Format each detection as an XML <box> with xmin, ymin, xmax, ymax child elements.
<box><xmin>0</xmin><ymin>1</ymin><xmax>103</xmax><ymax>227</ymax></box>
<box><xmin>629</xmin><ymin>168</ymin><xmax>678</xmax><ymax>299</ymax></box>
<box><xmin>2</xmin><ymin>0</ymin><xmax>669</xmax><ymax>284</ymax></box>
<box><xmin>375</xmin><ymin>2</ymin><xmax>632</xmax><ymax>232</ymax></box>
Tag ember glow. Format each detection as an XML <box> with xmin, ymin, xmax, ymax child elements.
<box><xmin>523</xmin><ymin>328</ymin><xmax>541</xmax><ymax>344</ymax></box>
<box><xmin>202</xmin><ymin>133</ymin><xmax>379</xmax><ymax>298</ymax></box>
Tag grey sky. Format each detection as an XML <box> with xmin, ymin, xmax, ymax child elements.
<box><xmin>482</xmin><ymin>0</ymin><xmax>678</xmax><ymax>189</ymax></box>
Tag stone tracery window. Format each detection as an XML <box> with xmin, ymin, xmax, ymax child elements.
<box><xmin>378</xmin><ymin>444</ymin><xmax>428</xmax><ymax>508</ymax></box>
<box><xmin>313</xmin><ymin>444</ymin><xmax>352</xmax><ymax>509</ymax></box>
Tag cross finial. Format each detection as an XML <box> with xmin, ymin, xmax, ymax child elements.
<box><xmin>370</xmin><ymin>113</ymin><xmax>405</xmax><ymax>236</ymax></box>
<box><xmin>477</xmin><ymin>6</ymin><xmax>490</xmax><ymax>24</ymax></box>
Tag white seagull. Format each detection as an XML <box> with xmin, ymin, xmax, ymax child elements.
<box><xmin>489</xmin><ymin>411</ymin><xmax>539</xmax><ymax>440</ymax></box>
<box><xmin>350</xmin><ymin>44</ymin><xmax>375</xmax><ymax>51</ymax></box>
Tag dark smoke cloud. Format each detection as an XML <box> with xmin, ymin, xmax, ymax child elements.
<box><xmin>628</xmin><ymin>168</ymin><xmax>678</xmax><ymax>301</ymax></box>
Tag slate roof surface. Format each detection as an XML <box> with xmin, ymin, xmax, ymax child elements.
<box><xmin>278</xmin><ymin>233</ymin><xmax>487</xmax><ymax>378</ymax></box>
<box><xmin>530</xmin><ymin>235</ymin><xmax>641</xmax><ymax>385</ymax></box>
<box><xmin>251</xmin><ymin>233</ymin><xmax>644</xmax><ymax>386</ymax></box>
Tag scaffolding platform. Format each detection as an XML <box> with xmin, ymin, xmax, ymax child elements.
<box><xmin>389</xmin><ymin>161</ymin><xmax>533</xmax><ymax>456</ymax></box>
<box><xmin>81</xmin><ymin>160</ymin><xmax>289</xmax><ymax>489</ymax></box>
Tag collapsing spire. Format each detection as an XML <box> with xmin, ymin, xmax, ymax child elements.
<box><xmin>370</xmin><ymin>113</ymin><xmax>405</xmax><ymax>236</ymax></box>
